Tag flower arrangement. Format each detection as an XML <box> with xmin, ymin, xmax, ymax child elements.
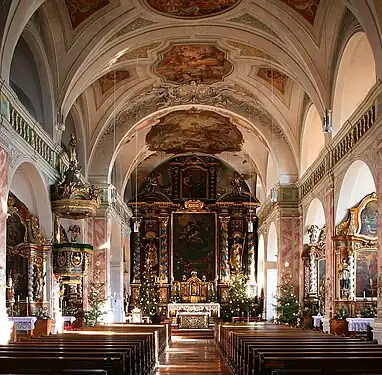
<box><xmin>34</xmin><ymin>306</ymin><xmax>51</xmax><ymax>320</ymax></box>
<box><xmin>334</xmin><ymin>306</ymin><xmax>348</xmax><ymax>320</ymax></box>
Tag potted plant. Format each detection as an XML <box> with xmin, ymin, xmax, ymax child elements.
<box><xmin>33</xmin><ymin>307</ymin><xmax>53</xmax><ymax>337</ymax></box>
<box><xmin>330</xmin><ymin>306</ymin><xmax>348</xmax><ymax>335</ymax></box>
<box><xmin>360</xmin><ymin>303</ymin><xmax>377</xmax><ymax>318</ymax></box>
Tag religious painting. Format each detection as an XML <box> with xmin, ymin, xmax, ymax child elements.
<box><xmin>257</xmin><ymin>68</ymin><xmax>289</xmax><ymax>94</ymax></box>
<box><xmin>6</xmin><ymin>213</ymin><xmax>26</xmax><ymax>247</ymax></box>
<box><xmin>172</xmin><ymin>213</ymin><xmax>216</xmax><ymax>281</ymax></box>
<box><xmin>181</xmin><ymin>168</ymin><xmax>207</xmax><ymax>200</ymax></box>
<box><xmin>279</xmin><ymin>0</ymin><xmax>320</xmax><ymax>25</ymax></box>
<box><xmin>359</xmin><ymin>200</ymin><xmax>378</xmax><ymax>237</ymax></box>
<box><xmin>318</xmin><ymin>259</ymin><xmax>326</xmax><ymax>296</ymax></box>
<box><xmin>145</xmin><ymin>0</ymin><xmax>241</xmax><ymax>18</ymax></box>
<box><xmin>153</xmin><ymin>44</ymin><xmax>233</xmax><ymax>84</ymax></box>
<box><xmin>355</xmin><ymin>249</ymin><xmax>377</xmax><ymax>298</ymax></box>
<box><xmin>98</xmin><ymin>70</ymin><xmax>130</xmax><ymax>95</ymax></box>
<box><xmin>145</xmin><ymin>109</ymin><xmax>243</xmax><ymax>154</ymax></box>
<box><xmin>64</xmin><ymin>0</ymin><xmax>110</xmax><ymax>29</ymax></box>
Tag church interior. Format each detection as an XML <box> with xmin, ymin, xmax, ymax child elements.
<box><xmin>1</xmin><ymin>0</ymin><xmax>382</xmax><ymax>374</ymax></box>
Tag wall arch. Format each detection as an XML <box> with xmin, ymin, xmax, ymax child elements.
<box><xmin>8</xmin><ymin>161</ymin><xmax>52</xmax><ymax>237</ymax></box>
<box><xmin>335</xmin><ymin>160</ymin><xmax>375</xmax><ymax>225</ymax></box>
<box><xmin>332</xmin><ymin>32</ymin><xmax>376</xmax><ymax>135</ymax></box>
<box><xmin>257</xmin><ymin>234</ymin><xmax>265</xmax><ymax>292</ymax></box>
<box><xmin>267</xmin><ymin>222</ymin><xmax>278</xmax><ymax>262</ymax></box>
<box><xmin>300</xmin><ymin>105</ymin><xmax>325</xmax><ymax>176</ymax></box>
<box><xmin>304</xmin><ymin>198</ymin><xmax>326</xmax><ymax>243</ymax></box>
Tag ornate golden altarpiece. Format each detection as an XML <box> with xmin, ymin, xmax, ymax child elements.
<box><xmin>302</xmin><ymin>225</ymin><xmax>326</xmax><ymax>313</ymax></box>
<box><xmin>333</xmin><ymin>193</ymin><xmax>377</xmax><ymax>316</ymax></box>
<box><xmin>128</xmin><ymin>155</ymin><xmax>260</xmax><ymax>315</ymax></box>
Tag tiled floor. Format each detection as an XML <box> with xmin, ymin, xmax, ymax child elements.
<box><xmin>155</xmin><ymin>334</ymin><xmax>233</xmax><ymax>374</ymax></box>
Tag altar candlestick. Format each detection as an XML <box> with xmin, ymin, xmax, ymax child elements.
<box><xmin>17</xmin><ymin>295</ymin><xmax>20</xmax><ymax>302</ymax></box>
<box><xmin>363</xmin><ymin>291</ymin><xmax>366</xmax><ymax>299</ymax></box>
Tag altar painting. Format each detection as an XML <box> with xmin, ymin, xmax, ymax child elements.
<box><xmin>355</xmin><ymin>249</ymin><xmax>377</xmax><ymax>298</ymax></box>
<box><xmin>359</xmin><ymin>200</ymin><xmax>377</xmax><ymax>237</ymax></box>
<box><xmin>181</xmin><ymin>168</ymin><xmax>208</xmax><ymax>200</ymax></box>
<box><xmin>172</xmin><ymin>213</ymin><xmax>216</xmax><ymax>281</ymax></box>
<box><xmin>318</xmin><ymin>259</ymin><xmax>326</xmax><ymax>295</ymax></box>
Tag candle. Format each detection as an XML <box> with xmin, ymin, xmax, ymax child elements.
<box><xmin>363</xmin><ymin>291</ymin><xmax>366</xmax><ymax>299</ymax></box>
<box><xmin>26</xmin><ymin>297</ymin><xmax>29</xmax><ymax>304</ymax></box>
<box><xmin>17</xmin><ymin>295</ymin><xmax>20</xmax><ymax>302</ymax></box>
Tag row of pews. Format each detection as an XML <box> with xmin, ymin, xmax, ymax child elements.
<box><xmin>215</xmin><ymin>322</ymin><xmax>382</xmax><ymax>375</ymax></box>
<box><xmin>0</xmin><ymin>323</ymin><xmax>170</xmax><ymax>374</ymax></box>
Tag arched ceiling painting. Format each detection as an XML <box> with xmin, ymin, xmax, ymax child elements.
<box><xmin>144</xmin><ymin>0</ymin><xmax>241</xmax><ymax>18</ymax></box>
<box><xmin>146</xmin><ymin>108</ymin><xmax>243</xmax><ymax>154</ymax></box>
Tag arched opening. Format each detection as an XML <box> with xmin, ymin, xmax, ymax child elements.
<box><xmin>10</xmin><ymin>38</ymin><xmax>44</xmax><ymax>126</ymax></box>
<box><xmin>9</xmin><ymin>162</ymin><xmax>52</xmax><ymax>236</ymax></box>
<box><xmin>266</xmin><ymin>222</ymin><xmax>278</xmax><ymax>320</ymax></box>
<box><xmin>332</xmin><ymin>33</ymin><xmax>376</xmax><ymax>135</ymax></box>
<box><xmin>110</xmin><ymin>221</ymin><xmax>124</xmax><ymax>322</ymax></box>
<box><xmin>257</xmin><ymin>234</ymin><xmax>265</xmax><ymax>292</ymax></box>
<box><xmin>300</xmin><ymin>105</ymin><xmax>325</xmax><ymax>176</ymax></box>
<box><xmin>304</xmin><ymin>198</ymin><xmax>326</xmax><ymax>243</ymax></box>
<box><xmin>266</xmin><ymin>154</ymin><xmax>278</xmax><ymax>197</ymax></box>
<box><xmin>336</xmin><ymin>160</ymin><xmax>375</xmax><ymax>225</ymax></box>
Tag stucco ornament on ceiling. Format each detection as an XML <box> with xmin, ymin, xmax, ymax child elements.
<box><xmin>64</xmin><ymin>0</ymin><xmax>110</xmax><ymax>29</ymax></box>
<box><xmin>153</xmin><ymin>44</ymin><xmax>233</xmax><ymax>84</ymax></box>
<box><xmin>145</xmin><ymin>0</ymin><xmax>241</xmax><ymax>18</ymax></box>
<box><xmin>146</xmin><ymin>108</ymin><xmax>243</xmax><ymax>154</ymax></box>
<box><xmin>280</xmin><ymin>0</ymin><xmax>320</xmax><ymax>24</ymax></box>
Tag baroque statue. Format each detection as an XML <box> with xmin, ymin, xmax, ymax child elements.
<box><xmin>230</xmin><ymin>234</ymin><xmax>243</xmax><ymax>274</ymax></box>
<box><xmin>307</xmin><ymin>224</ymin><xmax>320</xmax><ymax>243</ymax></box>
<box><xmin>338</xmin><ymin>258</ymin><xmax>350</xmax><ymax>299</ymax></box>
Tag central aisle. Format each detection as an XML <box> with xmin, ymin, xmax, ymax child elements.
<box><xmin>155</xmin><ymin>330</ymin><xmax>233</xmax><ymax>374</ymax></box>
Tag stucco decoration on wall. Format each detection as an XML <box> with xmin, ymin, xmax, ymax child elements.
<box><xmin>279</xmin><ymin>0</ymin><xmax>320</xmax><ymax>25</ymax></box>
<box><xmin>257</xmin><ymin>68</ymin><xmax>289</xmax><ymax>94</ymax></box>
<box><xmin>64</xmin><ymin>0</ymin><xmax>110</xmax><ymax>29</ymax></box>
<box><xmin>98</xmin><ymin>70</ymin><xmax>130</xmax><ymax>94</ymax></box>
<box><xmin>146</xmin><ymin>108</ymin><xmax>243</xmax><ymax>154</ymax></box>
<box><xmin>153</xmin><ymin>44</ymin><xmax>233</xmax><ymax>84</ymax></box>
<box><xmin>145</xmin><ymin>0</ymin><xmax>241</xmax><ymax>18</ymax></box>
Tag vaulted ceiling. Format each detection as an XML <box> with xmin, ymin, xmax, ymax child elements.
<box><xmin>2</xmin><ymin>0</ymin><xmax>381</xmax><ymax>201</ymax></box>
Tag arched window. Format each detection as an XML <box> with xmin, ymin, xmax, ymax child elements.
<box><xmin>300</xmin><ymin>105</ymin><xmax>325</xmax><ymax>176</ymax></box>
<box><xmin>332</xmin><ymin>33</ymin><xmax>376</xmax><ymax>135</ymax></box>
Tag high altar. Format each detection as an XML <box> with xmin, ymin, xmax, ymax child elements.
<box><xmin>128</xmin><ymin>155</ymin><xmax>260</xmax><ymax>318</ymax></box>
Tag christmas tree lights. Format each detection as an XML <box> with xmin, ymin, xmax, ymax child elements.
<box><xmin>139</xmin><ymin>263</ymin><xmax>159</xmax><ymax>316</ymax></box>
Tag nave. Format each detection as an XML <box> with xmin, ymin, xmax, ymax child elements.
<box><xmin>155</xmin><ymin>330</ymin><xmax>233</xmax><ymax>375</ymax></box>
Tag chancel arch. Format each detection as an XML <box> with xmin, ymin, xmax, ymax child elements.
<box><xmin>332</xmin><ymin>32</ymin><xmax>376</xmax><ymax>136</ymax></box>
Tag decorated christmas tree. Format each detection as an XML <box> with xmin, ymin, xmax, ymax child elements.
<box><xmin>139</xmin><ymin>264</ymin><xmax>159</xmax><ymax>316</ymax></box>
<box><xmin>85</xmin><ymin>281</ymin><xmax>107</xmax><ymax>327</ymax></box>
<box><xmin>222</xmin><ymin>273</ymin><xmax>253</xmax><ymax>319</ymax></box>
<box><xmin>274</xmin><ymin>269</ymin><xmax>301</xmax><ymax>326</ymax></box>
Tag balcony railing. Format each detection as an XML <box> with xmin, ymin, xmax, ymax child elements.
<box><xmin>298</xmin><ymin>84</ymin><xmax>380</xmax><ymax>199</ymax></box>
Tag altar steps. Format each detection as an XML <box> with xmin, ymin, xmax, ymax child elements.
<box><xmin>171</xmin><ymin>326</ymin><xmax>214</xmax><ymax>339</ymax></box>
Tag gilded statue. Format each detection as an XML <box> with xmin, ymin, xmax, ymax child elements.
<box><xmin>230</xmin><ymin>171</ymin><xmax>245</xmax><ymax>195</ymax></box>
<box><xmin>230</xmin><ymin>234</ymin><xmax>243</xmax><ymax>273</ymax></box>
<box><xmin>146</xmin><ymin>239</ymin><xmax>158</xmax><ymax>269</ymax></box>
<box><xmin>68</xmin><ymin>133</ymin><xmax>78</xmax><ymax>166</ymax></box>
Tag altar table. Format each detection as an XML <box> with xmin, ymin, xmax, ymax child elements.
<box><xmin>9</xmin><ymin>317</ymin><xmax>37</xmax><ymax>332</ymax></box>
<box><xmin>346</xmin><ymin>317</ymin><xmax>375</xmax><ymax>332</ymax></box>
<box><xmin>168</xmin><ymin>303</ymin><xmax>220</xmax><ymax>318</ymax></box>
<box><xmin>177</xmin><ymin>312</ymin><xmax>209</xmax><ymax>329</ymax></box>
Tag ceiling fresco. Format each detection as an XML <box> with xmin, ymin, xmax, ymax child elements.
<box><xmin>144</xmin><ymin>0</ymin><xmax>241</xmax><ymax>18</ymax></box>
<box><xmin>145</xmin><ymin>108</ymin><xmax>243</xmax><ymax>154</ymax></box>
<box><xmin>98</xmin><ymin>70</ymin><xmax>130</xmax><ymax>94</ymax></box>
<box><xmin>153</xmin><ymin>44</ymin><xmax>233</xmax><ymax>84</ymax></box>
<box><xmin>257</xmin><ymin>68</ymin><xmax>289</xmax><ymax>95</ymax></box>
<box><xmin>64</xmin><ymin>0</ymin><xmax>110</xmax><ymax>29</ymax></box>
<box><xmin>279</xmin><ymin>0</ymin><xmax>320</xmax><ymax>24</ymax></box>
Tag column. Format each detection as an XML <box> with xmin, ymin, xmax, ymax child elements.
<box><xmin>323</xmin><ymin>177</ymin><xmax>335</xmax><ymax>333</ymax></box>
<box><xmin>309</xmin><ymin>252</ymin><xmax>317</xmax><ymax>296</ymax></box>
<box><xmin>159</xmin><ymin>215</ymin><xmax>169</xmax><ymax>283</ymax></box>
<box><xmin>247</xmin><ymin>217</ymin><xmax>256</xmax><ymax>283</ymax></box>
<box><xmin>371</xmin><ymin>139</ymin><xmax>382</xmax><ymax>341</ymax></box>
<box><xmin>0</xmin><ymin>147</ymin><xmax>13</xmax><ymax>344</ymax></box>
<box><xmin>132</xmin><ymin>216</ymin><xmax>142</xmax><ymax>283</ymax></box>
<box><xmin>219</xmin><ymin>216</ymin><xmax>230</xmax><ymax>282</ymax></box>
